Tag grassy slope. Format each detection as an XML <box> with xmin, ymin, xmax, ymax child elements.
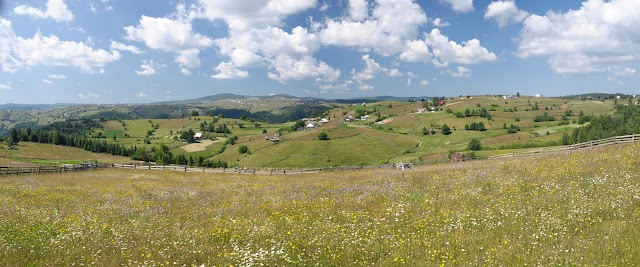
<box><xmin>81</xmin><ymin>96</ymin><xmax>618</xmax><ymax>167</ymax></box>
<box><xmin>1</xmin><ymin>143</ymin><xmax>639</xmax><ymax>266</ymax></box>
<box><xmin>0</xmin><ymin>142</ymin><xmax>132</xmax><ymax>166</ymax></box>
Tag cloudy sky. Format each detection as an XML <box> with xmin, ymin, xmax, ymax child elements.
<box><xmin>1</xmin><ymin>0</ymin><xmax>639</xmax><ymax>104</ymax></box>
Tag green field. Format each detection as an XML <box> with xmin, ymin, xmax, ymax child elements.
<box><xmin>1</xmin><ymin>143</ymin><xmax>638</xmax><ymax>266</ymax></box>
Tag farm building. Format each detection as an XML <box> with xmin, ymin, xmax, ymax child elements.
<box><xmin>360</xmin><ymin>115</ymin><xmax>370</xmax><ymax>120</ymax></box>
<box><xmin>194</xmin><ymin>132</ymin><xmax>203</xmax><ymax>140</ymax></box>
<box><xmin>344</xmin><ymin>115</ymin><xmax>355</xmax><ymax>121</ymax></box>
<box><xmin>417</xmin><ymin>108</ymin><xmax>427</xmax><ymax>114</ymax></box>
<box><xmin>306</xmin><ymin>123</ymin><xmax>318</xmax><ymax>129</ymax></box>
<box><xmin>319</xmin><ymin>118</ymin><xmax>329</xmax><ymax>124</ymax></box>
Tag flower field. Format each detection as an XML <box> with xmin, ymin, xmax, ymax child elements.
<box><xmin>1</xmin><ymin>144</ymin><xmax>639</xmax><ymax>266</ymax></box>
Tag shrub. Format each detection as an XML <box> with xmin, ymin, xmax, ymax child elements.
<box><xmin>318</xmin><ymin>132</ymin><xmax>329</xmax><ymax>140</ymax></box>
<box><xmin>467</xmin><ymin>138</ymin><xmax>482</xmax><ymax>151</ymax></box>
<box><xmin>238</xmin><ymin>145</ymin><xmax>249</xmax><ymax>154</ymax></box>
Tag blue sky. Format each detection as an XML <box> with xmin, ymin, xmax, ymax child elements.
<box><xmin>0</xmin><ymin>0</ymin><xmax>639</xmax><ymax>104</ymax></box>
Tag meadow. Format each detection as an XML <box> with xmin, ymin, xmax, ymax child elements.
<box><xmin>1</xmin><ymin>143</ymin><xmax>638</xmax><ymax>266</ymax></box>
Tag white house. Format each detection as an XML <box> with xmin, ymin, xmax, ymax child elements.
<box><xmin>319</xmin><ymin>118</ymin><xmax>329</xmax><ymax>124</ymax></box>
<box><xmin>194</xmin><ymin>132</ymin><xmax>203</xmax><ymax>140</ymax></box>
<box><xmin>306</xmin><ymin>123</ymin><xmax>318</xmax><ymax>129</ymax></box>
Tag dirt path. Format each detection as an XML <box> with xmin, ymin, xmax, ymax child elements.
<box><xmin>181</xmin><ymin>140</ymin><xmax>220</xmax><ymax>152</ymax></box>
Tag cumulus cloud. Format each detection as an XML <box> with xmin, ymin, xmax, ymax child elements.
<box><xmin>0</xmin><ymin>83</ymin><xmax>11</xmax><ymax>90</ymax></box>
<box><xmin>518</xmin><ymin>0</ymin><xmax>640</xmax><ymax>75</ymax></box>
<box><xmin>447</xmin><ymin>66</ymin><xmax>472</xmax><ymax>77</ymax></box>
<box><xmin>12</xmin><ymin>32</ymin><xmax>121</xmax><ymax>73</ymax></box>
<box><xmin>43</xmin><ymin>79</ymin><xmax>53</xmax><ymax>84</ymax></box>
<box><xmin>268</xmin><ymin>55</ymin><xmax>340</xmax><ymax>83</ymax></box>
<box><xmin>485</xmin><ymin>1</ymin><xmax>529</xmax><ymax>27</ymax></box>
<box><xmin>1</xmin><ymin>18</ymin><xmax>120</xmax><ymax>73</ymax></box>
<box><xmin>426</xmin><ymin>29</ymin><xmax>497</xmax><ymax>67</ymax></box>
<box><xmin>197</xmin><ymin>0</ymin><xmax>317</xmax><ymax>31</ymax></box>
<box><xmin>111</xmin><ymin>41</ymin><xmax>143</xmax><ymax>54</ymax></box>
<box><xmin>399</xmin><ymin>39</ymin><xmax>432</xmax><ymax>63</ymax></box>
<box><xmin>136</xmin><ymin>60</ymin><xmax>162</xmax><ymax>76</ymax></box>
<box><xmin>319</xmin><ymin>0</ymin><xmax>428</xmax><ymax>55</ymax></box>
<box><xmin>136</xmin><ymin>92</ymin><xmax>147</xmax><ymax>97</ymax></box>
<box><xmin>432</xmin><ymin>18</ymin><xmax>450</xmax><ymax>27</ymax></box>
<box><xmin>211</xmin><ymin>62</ymin><xmax>250</xmax><ymax>79</ymax></box>
<box><xmin>420</xmin><ymin>79</ymin><xmax>429</xmax><ymax>86</ymax></box>
<box><xmin>125</xmin><ymin>14</ymin><xmax>213</xmax><ymax>73</ymax></box>
<box><xmin>78</xmin><ymin>93</ymin><xmax>100</xmax><ymax>99</ymax></box>
<box><xmin>349</xmin><ymin>0</ymin><xmax>369</xmax><ymax>21</ymax></box>
<box><xmin>0</xmin><ymin>19</ymin><xmax>22</xmax><ymax>73</ymax></box>
<box><xmin>14</xmin><ymin>0</ymin><xmax>74</xmax><ymax>22</ymax></box>
<box><xmin>442</xmin><ymin>0</ymin><xmax>474</xmax><ymax>13</ymax></box>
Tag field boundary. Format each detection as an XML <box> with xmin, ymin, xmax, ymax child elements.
<box><xmin>488</xmin><ymin>134</ymin><xmax>640</xmax><ymax>159</ymax></box>
<box><xmin>0</xmin><ymin>163</ymin><xmax>106</xmax><ymax>175</ymax></box>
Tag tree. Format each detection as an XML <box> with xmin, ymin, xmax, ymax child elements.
<box><xmin>561</xmin><ymin>132</ymin><xmax>570</xmax><ymax>145</ymax></box>
<box><xmin>467</xmin><ymin>138</ymin><xmax>482</xmax><ymax>151</ymax></box>
<box><xmin>441</xmin><ymin>124</ymin><xmax>452</xmax><ymax>135</ymax></box>
<box><xmin>516</xmin><ymin>92</ymin><xmax>520</xmax><ymax>97</ymax></box>
<box><xmin>318</xmin><ymin>132</ymin><xmax>329</xmax><ymax>140</ymax></box>
<box><xmin>238</xmin><ymin>145</ymin><xmax>249</xmax><ymax>154</ymax></box>
<box><xmin>191</xmin><ymin>110</ymin><xmax>199</xmax><ymax>116</ymax></box>
<box><xmin>113</xmin><ymin>134</ymin><xmax>117</xmax><ymax>141</ymax></box>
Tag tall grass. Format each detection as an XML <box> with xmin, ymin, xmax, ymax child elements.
<box><xmin>1</xmin><ymin>143</ymin><xmax>639</xmax><ymax>266</ymax></box>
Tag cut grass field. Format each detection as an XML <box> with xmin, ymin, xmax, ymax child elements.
<box><xmin>0</xmin><ymin>142</ymin><xmax>132</xmax><ymax>166</ymax></box>
<box><xmin>1</xmin><ymin>143</ymin><xmax>639</xmax><ymax>266</ymax></box>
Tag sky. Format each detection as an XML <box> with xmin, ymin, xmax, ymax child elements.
<box><xmin>0</xmin><ymin>0</ymin><xmax>639</xmax><ymax>104</ymax></box>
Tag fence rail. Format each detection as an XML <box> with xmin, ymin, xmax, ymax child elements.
<box><xmin>111</xmin><ymin>163</ymin><xmax>391</xmax><ymax>175</ymax></box>
<box><xmin>488</xmin><ymin>133</ymin><xmax>640</xmax><ymax>160</ymax></box>
<box><xmin>0</xmin><ymin>163</ymin><xmax>104</xmax><ymax>175</ymax></box>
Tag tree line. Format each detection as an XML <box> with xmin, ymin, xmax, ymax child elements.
<box><xmin>562</xmin><ymin>105</ymin><xmax>640</xmax><ymax>145</ymax></box>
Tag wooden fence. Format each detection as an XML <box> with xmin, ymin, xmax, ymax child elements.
<box><xmin>488</xmin><ymin>133</ymin><xmax>640</xmax><ymax>160</ymax></box>
<box><xmin>0</xmin><ymin>163</ymin><xmax>105</xmax><ymax>175</ymax></box>
<box><xmin>111</xmin><ymin>163</ymin><xmax>391</xmax><ymax>175</ymax></box>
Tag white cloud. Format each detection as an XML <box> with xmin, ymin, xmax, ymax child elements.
<box><xmin>0</xmin><ymin>83</ymin><xmax>12</xmax><ymax>90</ymax></box>
<box><xmin>197</xmin><ymin>0</ymin><xmax>317</xmax><ymax>31</ymax></box>
<box><xmin>319</xmin><ymin>0</ymin><xmax>428</xmax><ymax>55</ymax></box>
<box><xmin>136</xmin><ymin>92</ymin><xmax>147</xmax><ymax>97</ymax></box>
<box><xmin>136</xmin><ymin>60</ymin><xmax>162</xmax><ymax>76</ymax></box>
<box><xmin>14</xmin><ymin>0</ymin><xmax>74</xmax><ymax>22</ymax></box>
<box><xmin>485</xmin><ymin>1</ymin><xmax>529</xmax><ymax>27</ymax></box>
<box><xmin>420</xmin><ymin>79</ymin><xmax>429</xmax><ymax>86</ymax></box>
<box><xmin>349</xmin><ymin>0</ymin><xmax>369</xmax><ymax>21</ymax></box>
<box><xmin>447</xmin><ymin>66</ymin><xmax>472</xmax><ymax>77</ymax></box>
<box><xmin>43</xmin><ymin>79</ymin><xmax>53</xmax><ymax>84</ymax></box>
<box><xmin>0</xmin><ymin>19</ymin><xmax>22</xmax><ymax>73</ymax></box>
<box><xmin>78</xmin><ymin>93</ymin><xmax>100</xmax><ymax>99</ymax></box>
<box><xmin>406</xmin><ymin>78</ymin><xmax>412</xmax><ymax>86</ymax></box>
<box><xmin>319</xmin><ymin>2</ymin><xmax>330</xmax><ymax>12</ymax></box>
<box><xmin>352</xmin><ymin>54</ymin><xmax>387</xmax><ymax>81</ymax></box>
<box><xmin>399</xmin><ymin>39</ymin><xmax>432</xmax><ymax>63</ymax></box>
<box><xmin>359</xmin><ymin>84</ymin><xmax>374</xmax><ymax>91</ymax></box>
<box><xmin>518</xmin><ymin>0</ymin><xmax>640</xmax><ymax>75</ymax></box>
<box><xmin>442</xmin><ymin>0</ymin><xmax>474</xmax><ymax>13</ymax></box>
<box><xmin>13</xmin><ymin>32</ymin><xmax>120</xmax><ymax>73</ymax></box>
<box><xmin>426</xmin><ymin>29</ymin><xmax>497</xmax><ymax>67</ymax></box>
<box><xmin>432</xmin><ymin>18</ymin><xmax>450</xmax><ymax>27</ymax></box>
<box><xmin>211</xmin><ymin>62</ymin><xmax>250</xmax><ymax>79</ymax></box>
<box><xmin>125</xmin><ymin>16</ymin><xmax>212</xmax><ymax>52</ymax></box>
<box><xmin>48</xmin><ymin>74</ymin><xmax>66</xmax><ymax>79</ymax></box>
<box><xmin>111</xmin><ymin>41</ymin><xmax>142</xmax><ymax>54</ymax></box>
<box><xmin>125</xmin><ymin>14</ymin><xmax>212</xmax><ymax>73</ymax></box>
<box><xmin>268</xmin><ymin>55</ymin><xmax>340</xmax><ymax>83</ymax></box>
<box><xmin>388</xmin><ymin>68</ymin><xmax>403</xmax><ymax>77</ymax></box>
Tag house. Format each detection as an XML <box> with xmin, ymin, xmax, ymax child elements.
<box><xmin>194</xmin><ymin>132</ymin><xmax>203</xmax><ymax>140</ymax></box>
<box><xmin>502</xmin><ymin>95</ymin><xmax>513</xmax><ymax>100</ymax></box>
<box><xmin>344</xmin><ymin>115</ymin><xmax>355</xmax><ymax>121</ymax></box>
<box><xmin>360</xmin><ymin>115</ymin><xmax>370</xmax><ymax>120</ymax></box>
<box><xmin>319</xmin><ymin>118</ymin><xmax>329</xmax><ymax>124</ymax></box>
<box><xmin>306</xmin><ymin>123</ymin><xmax>318</xmax><ymax>129</ymax></box>
<box><xmin>437</xmin><ymin>100</ymin><xmax>446</xmax><ymax>106</ymax></box>
<box><xmin>535</xmin><ymin>94</ymin><xmax>542</xmax><ymax>98</ymax></box>
<box><xmin>270</xmin><ymin>134</ymin><xmax>280</xmax><ymax>142</ymax></box>
<box><xmin>417</xmin><ymin>108</ymin><xmax>427</xmax><ymax>114</ymax></box>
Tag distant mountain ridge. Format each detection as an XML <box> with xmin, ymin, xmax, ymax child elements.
<box><xmin>154</xmin><ymin>93</ymin><xmax>434</xmax><ymax>105</ymax></box>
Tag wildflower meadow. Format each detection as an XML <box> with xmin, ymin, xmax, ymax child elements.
<box><xmin>1</xmin><ymin>144</ymin><xmax>639</xmax><ymax>266</ymax></box>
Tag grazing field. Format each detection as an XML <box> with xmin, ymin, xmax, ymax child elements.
<box><xmin>0</xmin><ymin>142</ymin><xmax>132</xmax><ymax>166</ymax></box>
<box><xmin>1</xmin><ymin>143</ymin><xmax>639</xmax><ymax>266</ymax></box>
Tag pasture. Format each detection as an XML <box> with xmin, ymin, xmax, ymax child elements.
<box><xmin>1</xmin><ymin>143</ymin><xmax>639</xmax><ymax>266</ymax></box>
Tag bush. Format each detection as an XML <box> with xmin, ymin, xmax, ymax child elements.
<box><xmin>441</xmin><ymin>124</ymin><xmax>452</xmax><ymax>135</ymax></box>
<box><xmin>238</xmin><ymin>145</ymin><xmax>249</xmax><ymax>154</ymax></box>
<box><xmin>467</xmin><ymin>138</ymin><xmax>482</xmax><ymax>151</ymax></box>
<box><xmin>318</xmin><ymin>132</ymin><xmax>329</xmax><ymax>140</ymax></box>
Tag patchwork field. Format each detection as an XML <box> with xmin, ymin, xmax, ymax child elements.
<box><xmin>1</xmin><ymin>143</ymin><xmax>639</xmax><ymax>266</ymax></box>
